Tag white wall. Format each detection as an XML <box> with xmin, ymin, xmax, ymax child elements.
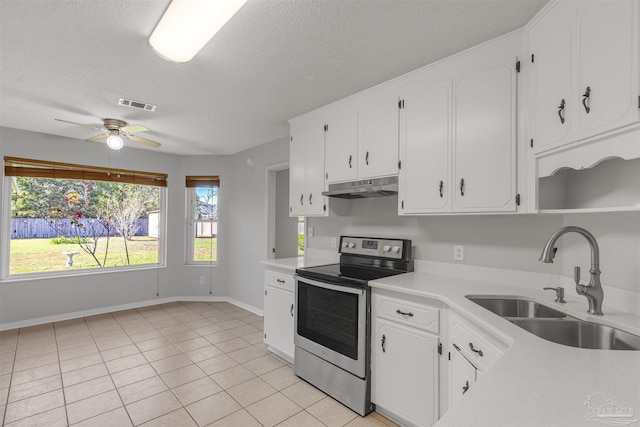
<box><xmin>307</xmin><ymin>196</ymin><xmax>640</xmax><ymax>297</ymax></box>
<box><xmin>225</xmin><ymin>138</ymin><xmax>290</xmax><ymax>310</ymax></box>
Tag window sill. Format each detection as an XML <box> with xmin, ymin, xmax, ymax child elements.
<box><xmin>1</xmin><ymin>264</ymin><xmax>166</xmax><ymax>284</ymax></box>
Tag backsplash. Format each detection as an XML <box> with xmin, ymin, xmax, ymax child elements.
<box><xmin>307</xmin><ymin>196</ymin><xmax>640</xmax><ymax>299</ymax></box>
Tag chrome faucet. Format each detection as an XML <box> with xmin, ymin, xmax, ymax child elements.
<box><xmin>539</xmin><ymin>226</ymin><xmax>604</xmax><ymax>315</ymax></box>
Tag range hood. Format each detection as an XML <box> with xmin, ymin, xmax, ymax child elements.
<box><xmin>322</xmin><ymin>176</ymin><xmax>398</xmax><ymax>199</ymax></box>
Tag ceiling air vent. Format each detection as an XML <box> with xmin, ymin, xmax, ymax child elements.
<box><xmin>118</xmin><ymin>98</ymin><xmax>157</xmax><ymax>112</ymax></box>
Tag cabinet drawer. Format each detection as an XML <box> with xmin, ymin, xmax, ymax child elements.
<box><xmin>450</xmin><ymin>320</ymin><xmax>501</xmax><ymax>372</ymax></box>
<box><xmin>265</xmin><ymin>270</ymin><xmax>294</xmax><ymax>291</ymax></box>
<box><xmin>376</xmin><ymin>296</ymin><xmax>439</xmax><ymax>333</ymax></box>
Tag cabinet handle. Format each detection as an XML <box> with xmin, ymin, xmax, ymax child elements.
<box><xmin>439</xmin><ymin>180</ymin><xmax>444</xmax><ymax>198</ymax></box>
<box><xmin>365</xmin><ymin>151</ymin><xmax>369</xmax><ymax>166</ymax></box>
<box><xmin>462</xmin><ymin>381</ymin><xmax>470</xmax><ymax>394</ymax></box>
<box><xmin>460</xmin><ymin>178</ymin><xmax>465</xmax><ymax>197</ymax></box>
<box><xmin>300</xmin><ymin>194</ymin><xmax>304</xmax><ymax>205</ymax></box>
<box><xmin>277</xmin><ymin>279</ymin><xmax>285</xmax><ymax>284</ymax></box>
<box><xmin>582</xmin><ymin>86</ymin><xmax>591</xmax><ymax>114</ymax></box>
<box><xmin>557</xmin><ymin>99</ymin><xmax>566</xmax><ymax>124</ymax></box>
<box><xmin>290</xmin><ymin>304</ymin><xmax>294</xmax><ymax>317</ymax></box>
<box><xmin>308</xmin><ymin>193</ymin><xmax>313</xmax><ymax>205</ymax></box>
<box><xmin>469</xmin><ymin>342</ymin><xmax>483</xmax><ymax>357</ymax></box>
<box><xmin>381</xmin><ymin>334</ymin><xmax>386</xmax><ymax>353</ymax></box>
<box><xmin>396</xmin><ymin>309</ymin><xmax>414</xmax><ymax>317</ymax></box>
<box><xmin>348</xmin><ymin>155</ymin><xmax>352</xmax><ymax>169</ymax></box>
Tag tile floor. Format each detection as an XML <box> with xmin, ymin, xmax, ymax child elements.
<box><xmin>0</xmin><ymin>301</ymin><xmax>398</xmax><ymax>427</ymax></box>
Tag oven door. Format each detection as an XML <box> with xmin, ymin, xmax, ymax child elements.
<box><xmin>294</xmin><ymin>276</ymin><xmax>367</xmax><ymax>378</ymax></box>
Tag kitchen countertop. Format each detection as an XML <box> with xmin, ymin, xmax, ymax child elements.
<box><xmin>261</xmin><ymin>254</ymin><xmax>338</xmax><ymax>273</ymax></box>
<box><xmin>369</xmin><ymin>267</ymin><xmax>640</xmax><ymax>427</ymax></box>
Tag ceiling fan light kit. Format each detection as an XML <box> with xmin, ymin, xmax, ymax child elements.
<box><xmin>106</xmin><ymin>133</ymin><xmax>124</xmax><ymax>150</ymax></box>
<box><xmin>54</xmin><ymin>118</ymin><xmax>162</xmax><ymax>150</ymax></box>
<box><xmin>148</xmin><ymin>0</ymin><xmax>248</xmax><ymax>63</ymax></box>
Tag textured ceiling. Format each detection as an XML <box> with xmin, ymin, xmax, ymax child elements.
<box><xmin>0</xmin><ymin>0</ymin><xmax>548</xmax><ymax>156</ymax></box>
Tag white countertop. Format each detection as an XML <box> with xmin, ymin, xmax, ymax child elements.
<box><xmin>369</xmin><ymin>267</ymin><xmax>640</xmax><ymax>427</ymax></box>
<box><xmin>261</xmin><ymin>252</ymin><xmax>338</xmax><ymax>273</ymax></box>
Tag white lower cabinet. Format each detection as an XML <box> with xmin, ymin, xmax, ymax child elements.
<box><xmin>448</xmin><ymin>348</ymin><xmax>477</xmax><ymax>409</ymax></box>
<box><xmin>446</xmin><ymin>312</ymin><xmax>506</xmax><ymax>411</ymax></box>
<box><xmin>263</xmin><ymin>267</ymin><xmax>295</xmax><ymax>362</ymax></box>
<box><xmin>372</xmin><ymin>292</ymin><xmax>440</xmax><ymax>426</ymax></box>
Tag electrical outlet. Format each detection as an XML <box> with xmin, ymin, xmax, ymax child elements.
<box><xmin>308</xmin><ymin>226</ymin><xmax>314</xmax><ymax>238</ymax></box>
<box><xmin>454</xmin><ymin>245</ymin><xmax>464</xmax><ymax>261</ymax></box>
<box><xmin>199</xmin><ymin>276</ymin><xmax>205</xmax><ymax>285</ymax></box>
<box><xmin>331</xmin><ymin>237</ymin><xmax>337</xmax><ymax>248</ymax></box>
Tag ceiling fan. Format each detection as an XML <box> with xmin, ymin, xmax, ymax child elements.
<box><xmin>55</xmin><ymin>118</ymin><xmax>161</xmax><ymax>150</ymax></box>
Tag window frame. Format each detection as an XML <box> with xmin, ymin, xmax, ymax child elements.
<box><xmin>1</xmin><ymin>162</ymin><xmax>168</xmax><ymax>281</ymax></box>
<box><xmin>185</xmin><ymin>177</ymin><xmax>220</xmax><ymax>266</ymax></box>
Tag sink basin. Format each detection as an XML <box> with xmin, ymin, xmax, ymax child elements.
<box><xmin>466</xmin><ymin>296</ymin><xmax>567</xmax><ymax>318</ymax></box>
<box><xmin>510</xmin><ymin>318</ymin><xmax>640</xmax><ymax>350</ymax></box>
<box><xmin>466</xmin><ymin>295</ymin><xmax>640</xmax><ymax>350</ymax></box>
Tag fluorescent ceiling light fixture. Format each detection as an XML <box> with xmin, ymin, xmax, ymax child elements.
<box><xmin>149</xmin><ymin>0</ymin><xmax>248</xmax><ymax>63</ymax></box>
<box><xmin>106</xmin><ymin>133</ymin><xmax>124</xmax><ymax>150</ymax></box>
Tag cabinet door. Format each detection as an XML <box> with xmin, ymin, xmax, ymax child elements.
<box><xmin>264</xmin><ymin>286</ymin><xmax>295</xmax><ymax>360</ymax></box>
<box><xmin>453</xmin><ymin>61</ymin><xmax>517</xmax><ymax>212</ymax></box>
<box><xmin>358</xmin><ymin>96</ymin><xmax>400</xmax><ymax>179</ymax></box>
<box><xmin>399</xmin><ymin>80</ymin><xmax>451</xmax><ymax>214</ymax></box>
<box><xmin>576</xmin><ymin>0</ymin><xmax>638</xmax><ymax>136</ymax></box>
<box><xmin>305</xmin><ymin>123</ymin><xmax>327</xmax><ymax>216</ymax></box>
<box><xmin>289</xmin><ymin>121</ymin><xmax>327</xmax><ymax>217</ymax></box>
<box><xmin>449</xmin><ymin>349</ymin><xmax>476</xmax><ymax>409</ymax></box>
<box><xmin>289</xmin><ymin>127</ymin><xmax>307</xmax><ymax>216</ymax></box>
<box><xmin>529</xmin><ymin>2</ymin><xmax>574</xmax><ymax>154</ymax></box>
<box><xmin>325</xmin><ymin>111</ymin><xmax>358</xmax><ymax>183</ymax></box>
<box><xmin>375</xmin><ymin>319</ymin><xmax>438</xmax><ymax>426</ymax></box>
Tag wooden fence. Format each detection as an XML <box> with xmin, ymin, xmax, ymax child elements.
<box><xmin>10</xmin><ymin>218</ymin><xmax>149</xmax><ymax>239</ymax></box>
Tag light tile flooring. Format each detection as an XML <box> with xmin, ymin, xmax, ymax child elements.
<box><xmin>0</xmin><ymin>301</ymin><xmax>398</xmax><ymax>427</ymax></box>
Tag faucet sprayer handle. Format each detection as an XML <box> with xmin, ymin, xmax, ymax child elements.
<box><xmin>543</xmin><ymin>286</ymin><xmax>567</xmax><ymax>304</ymax></box>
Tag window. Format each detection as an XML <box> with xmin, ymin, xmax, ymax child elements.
<box><xmin>186</xmin><ymin>176</ymin><xmax>219</xmax><ymax>264</ymax></box>
<box><xmin>3</xmin><ymin>157</ymin><xmax>167</xmax><ymax>278</ymax></box>
<box><xmin>298</xmin><ymin>216</ymin><xmax>305</xmax><ymax>256</ymax></box>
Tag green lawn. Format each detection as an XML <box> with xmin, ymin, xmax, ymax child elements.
<box><xmin>10</xmin><ymin>236</ymin><xmax>160</xmax><ymax>275</ymax></box>
<box><xmin>193</xmin><ymin>237</ymin><xmax>218</xmax><ymax>262</ymax></box>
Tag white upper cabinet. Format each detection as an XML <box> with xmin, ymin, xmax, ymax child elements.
<box><xmin>576</xmin><ymin>0</ymin><xmax>638</xmax><ymax>136</ymax></box>
<box><xmin>398</xmin><ymin>80</ymin><xmax>451</xmax><ymax>214</ymax></box>
<box><xmin>528</xmin><ymin>1</ymin><xmax>574</xmax><ymax>152</ymax></box>
<box><xmin>528</xmin><ymin>0</ymin><xmax>639</xmax><ymax>155</ymax></box>
<box><xmin>357</xmin><ymin>95</ymin><xmax>400</xmax><ymax>179</ymax></box>
<box><xmin>452</xmin><ymin>59</ymin><xmax>517</xmax><ymax>212</ymax></box>
<box><xmin>289</xmin><ymin>119</ymin><xmax>327</xmax><ymax>217</ymax></box>
<box><xmin>399</xmin><ymin>34</ymin><xmax>520</xmax><ymax>214</ymax></box>
<box><xmin>324</xmin><ymin>111</ymin><xmax>358</xmax><ymax>184</ymax></box>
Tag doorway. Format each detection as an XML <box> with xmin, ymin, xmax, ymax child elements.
<box><xmin>265</xmin><ymin>163</ymin><xmax>303</xmax><ymax>260</ymax></box>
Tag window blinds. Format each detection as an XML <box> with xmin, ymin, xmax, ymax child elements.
<box><xmin>4</xmin><ymin>157</ymin><xmax>167</xmax><ymax>187</ymax></box>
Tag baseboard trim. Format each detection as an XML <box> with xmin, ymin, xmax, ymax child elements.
<box><xmin>0</xmin><ymin>296</ymin><xmax>263</xmax><ymax>331</ymax></box>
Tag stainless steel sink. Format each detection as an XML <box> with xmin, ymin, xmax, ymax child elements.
<box><xmin>466</xmin><ymin>296</ymin><xmax>567</xmax><ymax>318</ymax></box>
<box><xmin>466</xmin><ymin>295</ymin><xmax>640</xmax><ymax>350</ymax></box>
<box><xmin>510</xmin><ymin>318</ymin><xmax>640</xmax><ymax>350</ymax></box>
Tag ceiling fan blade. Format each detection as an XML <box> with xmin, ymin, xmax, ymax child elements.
<box><xmin>55</xmin><ymin>118</ymin><xmax>104</xmax><ymax>131</ymax></box>
<box><xmin>126</xmin><ymin>134</ymin><xmax>161</xmax><ymax>148</ymax></box>
<box><xmin>86</xmin><ymin>134</ymin><xmax>108</xmax><ymax>142</ymax></box>
<box><xmin>121</xmin><ymin>124</ymin><xmax>148</xmax><ymax>133</ymax></box>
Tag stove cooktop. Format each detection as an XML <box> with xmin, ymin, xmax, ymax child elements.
<box><xmin>296</xmin><ymin>263</ymin><xmax>406</xmax><ymax>288</ymax></box>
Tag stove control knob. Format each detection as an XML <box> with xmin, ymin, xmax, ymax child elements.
<box><xmin>348</xmin><ymin>242</ymin><xmax>356</xmax><ymax>249</ymax></box>
<box><xmin>383</xmin><ymin>245</ymin><xmax>391</xmax><ymax>252</ymax></box>
<box><xmin>392</xmin><ymin>246</ymin><xmax>401</xmax><ymax>253</ymax></box>
<box><xmin>342</xmin><ymin>242</ymin><xmax>349</xmax><ymax>248</ymax></box>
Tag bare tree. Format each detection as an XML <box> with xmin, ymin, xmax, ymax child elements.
<box><xmin>103</xmin><ymin>192</ymin><xmax>147</xmax><ymax>264</ymax></box>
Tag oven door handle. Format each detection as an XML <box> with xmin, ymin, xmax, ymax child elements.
<box><xmin>295</xmin><ymin>276</ymin><xmax>365</xmax><ymax>295</ymax></box>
